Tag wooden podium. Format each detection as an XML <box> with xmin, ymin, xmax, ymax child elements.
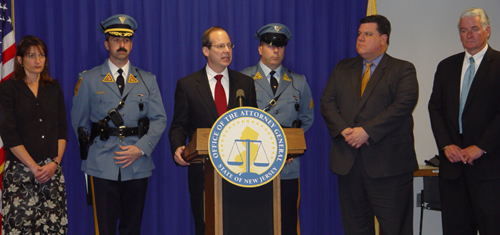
<box><xmin>183</xmin><ymin>128</ymin><xmax>306</xmax><ymax>235</ymax></box>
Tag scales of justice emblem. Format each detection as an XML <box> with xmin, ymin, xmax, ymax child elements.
<box><xmin>208</xmin><ymin>107</ymin><xmax>287</xmax><ymax>188</ymax></box>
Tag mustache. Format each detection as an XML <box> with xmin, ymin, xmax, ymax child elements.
<box><xmin>117</xmin><ymin>48</ymin><xmax>128</xmax><ymax>52</ymax></box>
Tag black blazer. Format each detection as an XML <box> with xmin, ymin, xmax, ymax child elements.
<box><xmin>429</xmin><ymin>46</ymin><xmax>500</xmax><ymax>180</ymax></box>
<box><xmin>321</xmin><ymin>54</ymin><xmax>419</xmax><ymax>178</ymax></box>
<box><xmin>0</xmin><ymin>79</ymin><xmax>68</xmax><ymax>162</ymax></box>
<box><xmin>168</xmin><ymin>66</ymin><xmax>257</xmax><ymax>156</ymax></box>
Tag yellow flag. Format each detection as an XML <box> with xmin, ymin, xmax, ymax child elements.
<box><xmin>367</xmin><ymin>0</ymin><xmax>377</xmax><ymax>16</ymax></box>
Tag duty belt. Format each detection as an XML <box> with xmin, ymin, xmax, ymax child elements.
<box><xmin>108</xmin><ymin>126</ymin><xmax>139</xmax><ymax>138</ymax></box>
<box><xmin>91</xmin><ymin>122</ymin><xmax>139</xmax><ymax>138</ymax></box>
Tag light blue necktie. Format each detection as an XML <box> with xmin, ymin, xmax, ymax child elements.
<box><xmin>459</xmin><ymin>56</ymin><xmax>475</xmax><ymax>133</ymax></box>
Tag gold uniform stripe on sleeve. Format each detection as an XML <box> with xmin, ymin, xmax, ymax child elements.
<box><xmin>74</xmin><ymin>77</ymin><xmax>82</xmax><ymax>96</ymax></box>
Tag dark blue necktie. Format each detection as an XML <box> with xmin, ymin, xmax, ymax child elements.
<box><xmin>117</xmin><ymin>68</ymin><xmax>124</xmax><ymax>95</ymax></box>
<box><xmin>270</xmin><ymin>70</ymin><xmax>278</xmax><ymax>95</ymax></box>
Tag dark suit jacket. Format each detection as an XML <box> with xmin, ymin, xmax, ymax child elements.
<box><xmin>429</xmin><ymin>46</ymin><xmax>500</xmax><ymax>180</ymax></box>
<box><xmin>168</xmin><ymin>66</ymin><xmax>257</xmax><ymax>155</ymax></box>
<box><xmin>321</xmin><ymin>54</ymin><xmax>419</xmax><ymax>178</ymax></box>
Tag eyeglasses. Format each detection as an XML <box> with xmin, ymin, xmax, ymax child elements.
<box><xmin>210</xmin><ymin>43</ymin><xmax>235</xmax><ymax>50</ymax></box>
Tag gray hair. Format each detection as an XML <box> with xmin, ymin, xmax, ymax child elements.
<box><xmin>458</xmin><ymin>8</ymin><xmax>490</xmax><ymax>29</ymax></box>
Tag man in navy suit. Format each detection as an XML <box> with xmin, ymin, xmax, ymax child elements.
<box><xmin>71</xmin><ymin>14</ymin><xmax>167</xmax><ymax>234</ymax></box>
<box><xmin>429</xmin><ymin>7</ymin><xmax>500</xmax><ymax>235</ymax></box>
<box><xmin>321</xmin><ymin>15</ymin><xmax>418</xmax><ymax>234</ymax></box>
<box><xmin>168</xmin><ymin>26</ymin><xmax>257</xmax><ymax>235</ymax></box>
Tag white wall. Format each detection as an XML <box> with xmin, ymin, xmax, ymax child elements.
<box><xmin>377</xmin><ymin>1</ymin><xmax>500</xmax><ymax>234</ymax></box>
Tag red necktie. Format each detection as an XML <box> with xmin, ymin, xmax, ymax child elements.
<box><xmin>214</xmin><ymin>75</ymin><xmax>227</xmax><ymax>116</ymax></box>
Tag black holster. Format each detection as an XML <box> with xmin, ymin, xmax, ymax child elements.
<box><xmin>138</xmin><ymin>117</ymin><xmax>150</xmax><ymax>138</ymax></box>
<box><xmin>78</xmin><ymin>127</ymin><xmax>90</xmax><ymax>160</ymax></box>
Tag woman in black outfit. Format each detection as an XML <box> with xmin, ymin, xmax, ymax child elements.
<box><xmin>0</xmin><ymin>35</ymin><xmax>68</xmax><ymax>234</ymax></box>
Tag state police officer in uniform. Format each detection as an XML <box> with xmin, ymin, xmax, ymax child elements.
<box><xmin>241</xmin><ymin>23</ymin><xmax>314</xmax><ymax>235</ymax></box>
<box><xmin>71</xmin><ymin>14</ymin><xmax>167</xmax><ymax>235</ymax></box>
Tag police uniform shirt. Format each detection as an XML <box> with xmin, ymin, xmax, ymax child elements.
<box><xmin>106</xmin><ymin>59</ymin><xmax>145</xmax><ymax>154</ymax></box>
<box><xmin>259</xmin><ymin>61</ymin><xmax>282</xmax><ymax>85</ymax></box>
<box><xmin>206</xmin><ymin>64</ymin><xmax>230</xmax><ymax>105</ymax></box>
<box><xmin>108</xmin><ymin>60</ymin><xmax>130</xmax><ymax>84</ymax></box>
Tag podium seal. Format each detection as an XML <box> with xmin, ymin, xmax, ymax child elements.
<box><xmin>208</xmin><ymin>107</ymin><xmax>287</xmax><ymax>188</ymax></box>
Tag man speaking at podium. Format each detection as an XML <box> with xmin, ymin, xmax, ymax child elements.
<box><xmin>168</xmin><ymin>26</ymin><xmax>256</xmax><ymax>235</ymax></box>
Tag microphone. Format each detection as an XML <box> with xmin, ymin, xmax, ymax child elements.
<box><xmin>236</xmin><ymin>89</ymin><xmax>245</xmax><ymax>107</ymax></box>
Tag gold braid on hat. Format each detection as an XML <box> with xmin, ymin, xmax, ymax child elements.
<box><xmin>104</xmin><ymin>28</ymin><xmax>134</xmax><ymax>37</ymax></box>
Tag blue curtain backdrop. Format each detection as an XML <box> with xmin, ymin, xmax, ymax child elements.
<box><xmin>14</xmin><ymin>0</ymin><xmax>366</xmax><ymax>234</ymax></box>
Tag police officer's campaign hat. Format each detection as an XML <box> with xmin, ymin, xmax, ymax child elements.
<box><xmin>254</xmin><ymin>23</ymin><xmax>292</xmax><ymax>47</ymax></box>
<box><xmin>99</xmin><ymin>14</ymin><xmax>137</xmax><ymax>38</ymax></box>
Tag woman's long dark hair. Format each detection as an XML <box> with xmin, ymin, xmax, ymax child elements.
<box><xmin>14</xmin><ymin>35</ymin><xmax>54</xmax><ymax>86</ymax></box>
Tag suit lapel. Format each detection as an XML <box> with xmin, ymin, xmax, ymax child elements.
<box><xmin>449</xmin><ymin>53</ymin><xmax>464</xmax><ymax>122</ymax></box>
<box><xmin>360</xmin><ymin>54</ymin><xmax>388</xmax><ymax>102</ymax></box>
<box><xmin>101</xmin><ymin>60</ymin><xmax>122</xmax><ymax>97</ymax></box>
<box><xmin>349</xmin><ymin>57</ymin><xmax>363</xmax><ymax>114</ymax></box>
<box><xmin>464</xmin><ymin>47</ymin><xmax>493</xmax><ymax>111</ymax></box>
<box><xmin>196</xmin><ymin>67</ymin><xmax>219</xmax><ymax>119</ymax></box>
<box><xmin>228</xmin><ymin>69</ymin><xmax>240</xmax><ymax>109</ymax></box>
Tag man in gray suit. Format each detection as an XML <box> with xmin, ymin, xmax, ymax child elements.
<box><xmin>71</xmin><ymin>14</ymin><xmax>167</xmax><ymax>234</ymax></box>
<box><xmin>321</xmin><ymin>15</ymin><xmax>418</xmax><ymax>235</ymax></box>
<box><xmin>241</xmin><ymin>23</ymin><xmax>314</xmax><ymax>235</ymax></box>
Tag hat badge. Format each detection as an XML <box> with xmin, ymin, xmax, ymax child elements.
<box><xmin>119</xmin><ymin>17</ymin><xmax>126</xmax><ymax>24</ymax></box>
<box><xmin>274</xmin><ymin>26</ymin><xmax>281</xmax><ymax>32</ymax></box>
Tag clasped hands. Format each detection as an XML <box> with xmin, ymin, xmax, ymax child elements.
<box><xmin>31</xmin><ymin>162</ymin><xmax>57</xmax><ymax>184</ymax></box>
<box><xmin>342</xmin><ymin>127</ymin><xmax>369</xmax><ymax>149</ymax></box>
<box><xmin>114</xmin><ymin>145</ymin><xmax>143</xmax><ymax>168</ymax></box>
<box><xmin>444</xmin><ymin>144</ymin><xmax>484</xmax><ymax>165</ymax></box>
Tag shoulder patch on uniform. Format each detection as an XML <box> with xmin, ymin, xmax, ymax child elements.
<box><xmin>103</xmin><ymin>73</ymin><xmax>113</xmax><ymax>82</ymax></box>
<box><xmin>128</xmin><ymin>74</ymin><xmax>138</xmax><ymax>83</ymax></box>
<box><xmin>283</xmin><ymin>73</ymin><xmax>291</xmax><ymax>82</ymax></box>
<box><xmin>309</xmin><ymin>98</ymin><xmax>314</xmax><ymax>110</ymax></box>
<box><xmin>253</xmin><ymin>71</ymin><xmax>263</xmax><ymax>80</ymax></box>
<box><xmin>74</xmin><ymin>77</ymin><xmax>82</xmax><ymax>96</ymax></box>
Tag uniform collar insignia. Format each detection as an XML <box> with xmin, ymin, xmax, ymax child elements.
<box><xmin>103</xmin><ymin>73</ymin><xmax>113</xmax><ymax>82</ymax></box>
<box><xmin>283</xmin><ymin>73</ymin><xmax>291</xmax><ymax>81</ymax></box>
<box><xmin>128</xmin><ymin>74</ymin><xmax>138</xmax><ymax>83</ymax></box>
<box><xmin>253</xmin><ymin>71</ymin><xmax>263</xmax><ymax>80</ymax></box>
